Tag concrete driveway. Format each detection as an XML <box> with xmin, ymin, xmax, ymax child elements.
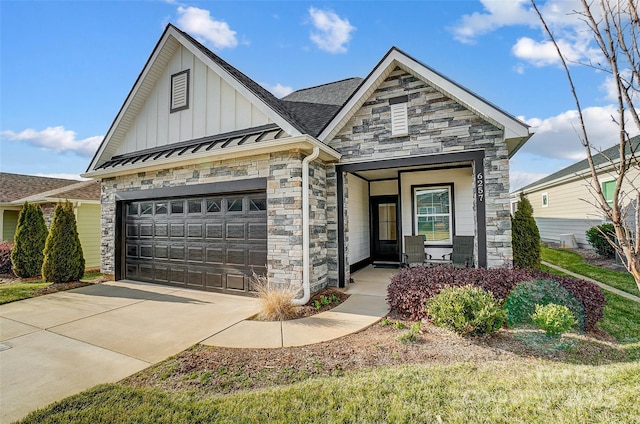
<box><xmin>0</xmin><ymin>280</ymin><xmax>259</xmax><ymax>423</ymax></box>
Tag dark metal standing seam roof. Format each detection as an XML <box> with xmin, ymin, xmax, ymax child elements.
<box><xmin>96</xmin><ymin>124</ymin><xmax>286</xmax><ymax>170</ymax></box>
<box><xmin>518</xmin><ymin>136</ymin><xmax>640</xmax><ymax>192</ymax></box>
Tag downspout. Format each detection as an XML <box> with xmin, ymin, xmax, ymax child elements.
<box><xmin>293</xmin><ymin>146</ymin><xmax>320</xmax><ymax>305</ymax></box>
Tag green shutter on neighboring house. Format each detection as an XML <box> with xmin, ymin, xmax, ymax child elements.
<box><xmin>602</xmin><ymin>180</ymin><xmax>616</xmax><ymax>205</ymax></box>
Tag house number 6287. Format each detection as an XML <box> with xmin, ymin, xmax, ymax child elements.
<box><xmin>476</xmin><ymin>172</ymin><xmax>484</xmax><ymax>202</ymax></box>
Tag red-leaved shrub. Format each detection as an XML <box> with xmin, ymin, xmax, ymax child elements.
<box><xmin>0</xmin><ymin>241</ymin><xmax>14</xmax><ymax>275</ymax></box>
<box><xmin>387</xmin><ymin>266</ymin><xmax>604</xmax><ymax>331</ymax></box>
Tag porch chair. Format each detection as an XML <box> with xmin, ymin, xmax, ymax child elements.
<box><xmin>402</xmin><ymin>235</ymin><xmax>430</xmax><ymax>267</ymax></box>
<box><xmin>441</xmin><ymin>235</ymin><xmax>474</xmax><ymax>268</ymax></box>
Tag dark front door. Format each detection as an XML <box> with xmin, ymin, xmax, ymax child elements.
<box><xmin>371</xmin><ymin>196</ymin><xmax>399</xmax><ymax>263</ymax></box>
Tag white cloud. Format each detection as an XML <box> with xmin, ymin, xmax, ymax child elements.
<box><xmin>177</xmin><ymin>6</ymin><xmax>237</xmax><ymax>49</ymax></box>
<box><xmin>510</xmin><ymin>170</ymin><xmax>550</xmax><ymax>191</ymax></box>
<box><xmin>521</xmin><ymin>105</ymin><xmax>636</xmax><ymax>161</ymax></box>
<box><xmin>308</xmin><ymin>7</ymin><xmax>355</xmax><ymax>54</ymax></box>
<box><xmin>452</xmin><ymin>0</ymin><xmax>534</xmax><ymax>44</ymax></box>
<box><xmin>0</xmin><ymin>126</ymin><xmax>102</xmax><ymax>158</ymax></box>
<box><xmin>453</xmin><ymin>0</ymin><xmax>604</xmax><ymax>68</ymax></box>
<box><xmin>600</xmin><ymin>69</ymin><xmax>637</xmax><ymax>102</ymax></box>
<box><xmin>261</xmin><ymin>82</ymin><xmax>294</xmax><ymax>98</ymax></box>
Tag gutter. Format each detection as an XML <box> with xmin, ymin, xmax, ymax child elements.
<box><xmin>292</xmin><ymin>146</ymin><xmax>320</xmax><ymax>306</ymax></box>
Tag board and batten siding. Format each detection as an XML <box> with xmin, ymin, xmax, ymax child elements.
<box><xmin>115</xmin><ymin>45</ymin><xmax>272</xmax><ymax>156</ymax></box>
<box><xmin>346</xmin><ymin>174</ymin><xmax>370</xmax><ymax>265</ymax></box>
<box><xmin>76</xmin><ymin>203</ymin><xmax>101</xmax><ymax>269</ymax></box>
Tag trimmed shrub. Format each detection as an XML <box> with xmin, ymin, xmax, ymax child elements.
<box><xmin>531</xmin><ymin>303</ymin><xmax>577</xmax><ymax>336</ymax></box>
<box><xmin>42</xmin><ymin>201</ymin><xmax>85</xmax><ymax>283</ymax></box>
<box><xmin>503</xmin><ymin>280</ymin><xmax>584</xmax><ymax>330</ymax></box>
<box><xmin>0</xmin><ymin>241</ymin><xmax>13</xmax><ymax>275</ymax></box>
<box><xmin>425</xmin><ymin>285</ymin><xmax>505</xmax><ymax>336</ymax></box>
<box><xmin>387</xmin><ymin>266</ymin><xmax>604</xmax><ymax>331</ymax></box>
<box><xmin>11</xmin><ymin>202</ymin><xmax>48</xmax><ymax>277</ymax></box>
<box><xmin>586</xmin><ymin>223</ymin><xmax>616</xmax><ymax>258</ymax></box>
<box><xmin>511</xmin><ymin>193</ymin><xmax>541</xmax><ymax>269</ymax></box>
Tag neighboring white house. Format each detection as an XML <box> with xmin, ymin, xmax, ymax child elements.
<box><xmin>511</xmin><ymin>137</ymin><xmax>639</xmax><ymax>248</ymax></box>
<box><xmin>83</xmin><ymin>24</ymin><xmax>532</xmax><ymax>295</ymax></box>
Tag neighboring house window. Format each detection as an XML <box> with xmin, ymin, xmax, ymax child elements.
<box><xmin>170</xmin><ymin>69</ymin><xmax>190</xmax><ymax>112</ymax></box>
<box><xmin>541</xmin><ymin>192</ymin><xmax>549</xmax><ymax>207</ymax></box>
<box><xmin>510</xmin><ymin>200</ymin><xmax>519</xmax><ymax>215</ymax></box>
<box><xmin>414</xmin><ymin>186</ymin><xmax>452</xmax><ymax>243</ymax></box>
<box><xmin>390</xmin><ymin>95</ymin><xmax>408</xmax><ymax>136</ymax></box>
<box><xmin>602</xmin><ymin>180</ymin><xmax>616</xmax><ymax>206</ymax></box>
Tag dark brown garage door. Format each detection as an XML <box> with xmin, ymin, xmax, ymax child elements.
<box><xmin>124</xmin><ymin>192</ymin><xmax>267</xmax><ymax>294</ymax></box>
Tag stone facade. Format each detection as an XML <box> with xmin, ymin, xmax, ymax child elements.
<box><xmin>100</xmin><ymin>151</ymin><xmax>330</xmax><ymax>291</ymax></box>
<box><xmin>325</xmin><ymin>67</ymin><xmax>512</xmax><ymax>282</ymax></box>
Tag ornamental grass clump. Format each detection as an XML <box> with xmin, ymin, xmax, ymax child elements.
<box><xmin>425</xmin><ymin>285</ymin><xmax>505</xmax><ymax>336</ymax></box>
<box><xmin>503</xmin><ymin>280</ymin><xmax>584</xmax><ymax>330</ymax></box>
<box><xmin>531</xmin><ymin>303</ymin><xmax>578</xmax><ymax>337</ymax></box>
<box><xmin>251</xmin><ymin>273</ymin><xmax>299</xmax><ymax>321</ymax></box>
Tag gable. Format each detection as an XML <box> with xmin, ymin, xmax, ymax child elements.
<box><xmin>87</xmin><ymin>25</ymin><xmax>305</xmax><ymax>173</ymax></box>
<box><xmin>320</xmin><ymin>47</ymin><xmax>531</xmax><ymax>157</ymax></box>
<box><xmin>114</xmin><ymin>45</ymin><xmax>273</xmax><ymax>156</ymax></box>
<box><xmin>328</xmin><ymin>66</ymin><xmax>503</xmax><ymax>161</ymax></box>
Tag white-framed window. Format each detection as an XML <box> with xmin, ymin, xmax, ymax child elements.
<box><xmin>510</xmin><ymin>200</ymin><xmax>519</xmax><ymax>215</ymax></box>
<box><xmin>541</xmin><ymin>192</ymin><xmax>549</xmax><ymax>207</ymax></box>
<box><xmin>601</xmin><ymin>180</ymin><xmax>616</xmax><ymax>206</ymax></box>
<box><xmin>414</xmin><ymin>186</ymin><xmax>452</xmax><ymax>243</ymax></box>
<box><xmin>170</xmin><ymin>69</ymin><xmax>190</xmax><ymax>113</ymax></box>
<box><xmin>390</xmin><ymin>102</ymin><xmax>408</xmax><ymax>136</ymax></box>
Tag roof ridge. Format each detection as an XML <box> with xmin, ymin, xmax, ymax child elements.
<box><xmin>286</xmin><ymin>77</ymin><xmax>362</xmax><ymax>95</ymax></box>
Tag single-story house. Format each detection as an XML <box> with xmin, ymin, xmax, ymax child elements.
<box><xmin>0</xmin><ymin>172</ymin><xmax>102</xmax><ymax>268</ymax></box>
<box><xmin>82</xmin><ymin>24</ymin><xmax>532</xmax><ymax>297</ymax></box>
<box><xmin>511</xmin><ymin>137</ymin><xmax>639</xmax><ymax>248</ymax></box>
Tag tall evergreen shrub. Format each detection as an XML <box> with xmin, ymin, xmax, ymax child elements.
<box><xmin>42</xmin><ymin>201</ymin><xmax>85</xmax><ymax>283</ymax></box>
<box><xmin>11</xmin><ymin>202</ymin><xmax>48</xmax><ymax>277</ymax></box>
<box><xmin>511</xmin><ymin>193</ymin><xmax>541</xmax><ymax>269</ymax></box>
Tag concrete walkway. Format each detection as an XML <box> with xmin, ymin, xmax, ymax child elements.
<box><xmin>542</xmin><ymin>261</ymin><xmax>640</xmax><ymax>303</ymax></box>
<box><xmin>202</xmin><ymin>265</ymin><xmax>394</xmax><ymax>348</ymax></box>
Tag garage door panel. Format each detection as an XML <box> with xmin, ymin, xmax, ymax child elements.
<box><xmin>170</xmin><ymin>224</ymin><xmax>185</xmax><ymax>237</ymax></box>
<box><xmin>124</xmin><ymin>192</ymin><xmax>266</xmax><ymax>295</ymax></box>
<box><xmin>248</xmin><ymin>223</ymin><xmax>267</xmax><ymax>240</ymax></box>
<box><xmin>226</xmin><ymin>223</ymin><xmax>245</xmax><ymax>239</ymax></box>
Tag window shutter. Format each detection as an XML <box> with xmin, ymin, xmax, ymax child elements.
<box><xmin>171</xmin><ymin>70</ymin><xmax>189</xmax><ymax>112</ymax></box>
<box><xmin>391</xmin><ymin>103</ymin><xmax>408</xmax><ymax>136</ymax></box>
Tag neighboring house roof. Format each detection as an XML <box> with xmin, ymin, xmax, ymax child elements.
<box><xmin>517</xmin><ymin>136</ymin><xmax>640</xmax><ymax>193</ymax></box>
<box><xmin>0</xmin><ymin>173</ymin><xmax>100</xmax><ymax>205</ymax></box>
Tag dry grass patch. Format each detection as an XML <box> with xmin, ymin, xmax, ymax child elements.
<box><xmin>251</xmin><ymin>273</ymin><xmax>299</xmax><ymax>321</ymax></box>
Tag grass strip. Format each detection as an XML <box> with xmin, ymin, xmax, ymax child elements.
<box><xmin>541</xmin><ymin>245</ymin><xmax>638</xmax><ymax>296</ymax></box>
<box><xmin>22</xmin><ymin>361</ymin><xmax>640</xmax><ymax>424</ymax></box>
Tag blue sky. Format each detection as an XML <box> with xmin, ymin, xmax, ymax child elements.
<box><xmin>1</xmin><ymin>0</ymin><xmax>632</xmax><ymax>190</ymax></box>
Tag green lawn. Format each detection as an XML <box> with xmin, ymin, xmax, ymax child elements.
<box><xmin>21</xmin><ymin>362</ymin><xmax>640</xmax><ymax>424</ymax></box>
<box><xmin>540</xmin><ymin>245</ymin><xmax>638</xmax><ymax>296</ymax></box>
<box><xmin>0</xmin><ymin>271</ymin><xmax>103</xmax><ymax>305</ymax></box>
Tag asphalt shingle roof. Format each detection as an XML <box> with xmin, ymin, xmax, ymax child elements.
<box><xmin>519</xmin><ymin>136</ymin><xmax>640</xmax><ymax>192</ymax></box>
<box><xmin>0</xmin><ymin>173</ymin><xmax>82</xmax><ymax>203</ymax></box>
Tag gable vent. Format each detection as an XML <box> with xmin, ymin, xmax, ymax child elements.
<box><xmin>390</xmin><ymin>102</ymin><xmax>408</xmax><ymax>136</ymax></box>
<box><xmin>171</xmin><ymin>69</ymin><xmax>190</xmax><ymax>113</ymax></box>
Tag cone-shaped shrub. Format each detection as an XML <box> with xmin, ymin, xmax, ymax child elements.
<box><xmin>511</xmin><ymin>193</ymin><xmax>541</xmax><ymax>269</ymax></box>
<box><xmin>11</xmin><ymin>202</ymin><xmax>48</xmax><ymax>277</ymax></box>
<box><xmin>42</xmin><ymin>201</ymin><xmax>85</xmax><ymax>283</ymax></box>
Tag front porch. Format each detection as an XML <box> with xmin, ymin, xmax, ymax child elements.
<box><xmin>336</xmin><ymin>150</ymin><xmax>489</xmax><ymax>286</ymax></box>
